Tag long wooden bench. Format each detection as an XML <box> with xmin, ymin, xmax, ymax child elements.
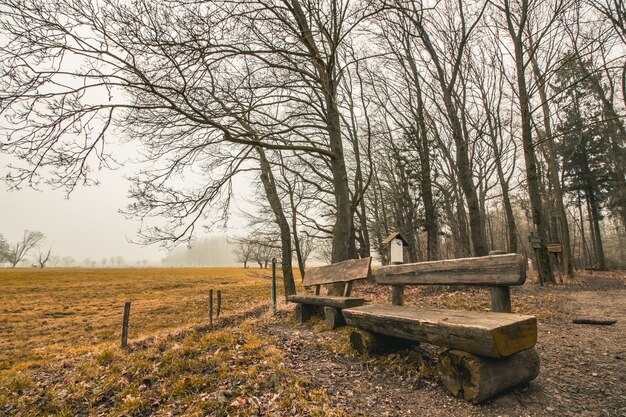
<box><xmin>287</xmin><ymin>257</ymin><xmax>372</xmax><ymax>329</ymax></box>
<box><xmin>343</xmin><ymin>253</ymin><xmax>540</xmax><ymax>403</ymax></box>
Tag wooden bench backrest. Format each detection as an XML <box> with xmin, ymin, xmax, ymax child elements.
<box><xmin>374</xmin><ymin>254</ymin><xmax>526</xmax><ymax>286</ymax></box>
<box><xmin>304</xmin><ymin>257</ymin><xmax>372</xmax><ymax>296</ymax></box>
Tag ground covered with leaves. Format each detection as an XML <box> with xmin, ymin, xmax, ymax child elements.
<box><xmin>1</xmin><ymin>270</ymin><xmax>624</xmax><ymax>416</ymax></box>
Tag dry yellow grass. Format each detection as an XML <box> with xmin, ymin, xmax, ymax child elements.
<box><xmin>0</xmin><ymin>267</ymin><xmax>291</xmax><ymax>375</ymax></box>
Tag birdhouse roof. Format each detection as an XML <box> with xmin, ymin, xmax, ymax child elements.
<box><xmin>382</xmin><ymin>232</ymin><xmax>408</xmax><ymax>245</ymax></box>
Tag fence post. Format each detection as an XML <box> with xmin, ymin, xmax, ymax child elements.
<box><xmin>121</xmin><ymin>301</ymin><xmax>131</xmax><ymax>349</ymax></box>
<box><xmin>271</xmin><ymin>258</ymin><xmax>277</xmax><ymax>315</ymax></box>
<box><xmin>209</xmin><ymin>289</ymin><xmax>214</xmax><ymax>327</ymax></box>
<box><xmin>216</xmin><ymin>290</ymin><xmax>222</xmax><ymax>318</ymax></box>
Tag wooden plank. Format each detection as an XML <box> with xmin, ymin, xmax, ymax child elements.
<box><xmin>547</xmin><ymin>243</ymin><xmax>562</xmax><ymax>253</ymax></box>
<box><xmin>573</xmin><ymin>318</ymin><xmax>617</xmax><ymax>325</ymax></box>
<box><xmin>343</xmin><ymin>305</ymin><xmax>536</xmax><ymax>358</ymax></box>
<box><xmin>303</xmin><ymin>257</ymin><xmax>372</xmax><ymax>287</ymax></box>
<box><xmin>287</xmin><ymin>295</ymin><xmax>365</xmax><ymax>309</ymax></box>
<box><xmin>374</xmin><ymin>254</ymin><xmax>526</xmax><ymax>286</ymax></box>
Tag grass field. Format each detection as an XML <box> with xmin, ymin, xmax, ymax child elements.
<box><xmin>0</xmin><ymin>267</ymin><xmax>287</xmax><ymax>375</ymax></box>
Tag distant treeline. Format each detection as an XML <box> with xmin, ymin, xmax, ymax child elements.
<box><xmin>161</xmin><ymin>236</ymin><xmax>237</xmax><ymax>267</ymax></box>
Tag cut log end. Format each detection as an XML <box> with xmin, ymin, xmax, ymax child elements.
<box><xmin>349</xmin><ymin>330</ymin><xmax>417</xmax><ymax>355</ymax></box>
<box><xmin>438</xmin><ymin>348</ymin><xmax>540</xmax><ymax>403</ymax></box>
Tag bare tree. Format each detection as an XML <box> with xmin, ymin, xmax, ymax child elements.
<box><xmin>388</xmin><ymin>0</ymin><xmax>490</xmax><ymax>257</ymax></box>
<box><xmin>233</xmin><ymin>238</ymin><xmax>254</xmax><ymax>269</ymax></box>
<box><xmin>0</xmin><ymin>0</ymin><xmax>381</xmax><ymax>272</ymax></box>
<box><xmin>5</xmin><ymin>230</ymin><xmax>45</xmax><ymax>268</ymax></box>
<box><xmin>36</xmin><ymin>247</ymin><xmax>52</xmax><ymax>268</ymax></box>
<box><xmin>497</xmin><ymin>0</ymin><xmax>568</xmax><ymax>284</ymax></box>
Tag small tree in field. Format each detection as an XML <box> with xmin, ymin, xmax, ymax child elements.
<box><xmin>36</xmin><ymin>247</ymin><xmax>52</xmax><ymax>268</ymax></box>
<box><xmin>6</xmin><ymin>230</ymin><xmax>45</xmax><ymax>268</ymax></box>
<box><xmin>233</xmin><ymin>238</ymin><xmax>254</xmax><ymax>269</ymax></box>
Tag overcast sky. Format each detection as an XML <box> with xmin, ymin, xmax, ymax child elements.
<box><xmin>1</xmin><ymin>150</ymin><xmax>253</xmax><ymax>264</ymax></box>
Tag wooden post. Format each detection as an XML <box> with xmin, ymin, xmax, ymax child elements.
<box><xmin>271</xmin><ymin>258</ymin><xmax>277</xmax><ymax>315</ymax></box>
<box><xmin>324</xmin><ymin>306</ymin><xmax>345</xmax><ymax>329</ymax></box>
<box><xmin>391</xmin><ymin>285</ymin><xmax>404</xmax><ymax>306</ymax></box>
<box><xmin>209</xmin><ymin>289</ymin><xmax>213</xmax><ymax>327</ymax></box>
<box><xmin>216</xmin><ymin>290</ymin><xmax>222</xmax><ymax>318</ymax></box>
<box><xmin>488</xmin><ymin>251</ymin><xmax>511</xmax><ymax>312</ymax></box>
<box><xmin>121</xmin><ymin>301</ymin><xmax>131</xmax><ymax>349</ymax></box>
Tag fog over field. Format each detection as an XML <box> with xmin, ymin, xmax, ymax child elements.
<box><xmin>0</xmin><ymin>152</ymin><xmax>246</xmax><ymax>266</ymax></box>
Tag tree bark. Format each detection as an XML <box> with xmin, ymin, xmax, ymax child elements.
<box><xmin>504</xmin><ymin>1</ymin><xmax>554</xmax><ymax>284</ymax></box>
<box><xmin>529</xmin><ymin>50</ymin><xmax>574</xmax><ymax>278</ymax></box>
<box><xmin>257</xmin><ymin>147</ymin><xmax>297</xmax><ymax>297</ymax></box>
<box><xmin>405</xmin><ymin>49</ymin><xmax>439</xmax><ymax>260</ymax></box>
<box><xmin>288</xmin><ymin>0</ymin><xmax>356</xmax><ymax>276</ymax></box>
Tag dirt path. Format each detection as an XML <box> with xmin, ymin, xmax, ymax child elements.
<box><xmin>266</xmin><ymin>279</ymin><xmax>626</xmax><ymax>416</ymax></box>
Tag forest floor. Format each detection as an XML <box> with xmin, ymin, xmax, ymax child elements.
<box><xmin>1</xmin><ymin>269</ymin><xmax>624</xmax><ymax>416</ymax></box>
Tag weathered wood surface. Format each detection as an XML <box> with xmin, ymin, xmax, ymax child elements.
<box><xmin>349</xmin><ymin>329</ymin><xmax>417</xmax><ymax>355</ymax></box>
<box><xmin>438</xmin><ymin>348</ymin><xmax>540</xmax><ymax>403</ymax></box>
<box><xmin>287</xmin><ymin>295</ymin><xmax>365</xmax><ymax>309</ymax></box>
<box><xmin>391</xmin><ymin>285</ymin><xmax>404</xmax><ymax>306</ymax></box>
<box><xmin>343</xmin><ymin>305</ymin><xmax>537</xmax><ymax>357</ymax></box>
<box><xmin>374</xmin><ymin>254</ymin><xmax>526</xmax><ymax>286</ymax></box>
<box><xmin>324</xmin><ymin>307</ymin><xmax>345</xmax><ymax>329</ymax></box>
<box><xmin>303</xmin><ymin>257</ymin><xmax>372</xmax><ymax>287</ymax></box>
<box><xmin>489</xmin><ymin>287</ymin><xmax>511</xmax><ymax>312</ymax></box>
<box><xmin>121</xmin><ymin>301</ymin><xmax>131</xmax><ymax>349</ymax></box>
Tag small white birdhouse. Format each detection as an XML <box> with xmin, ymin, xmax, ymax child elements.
<box><xmin>382</xmin><ymin>232</ymin><xmax>408</xmax><ymax>265</ymax></box>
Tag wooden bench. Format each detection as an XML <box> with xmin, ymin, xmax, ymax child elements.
<box><xmin>342</xmin><ymin>253</ymin><xmax>540</xmax><ymax>403</ymax></box>
<box><xmin>287</xmin><ymin>257</ymin><xmax>372</xmax><ymax>329</ymax></box>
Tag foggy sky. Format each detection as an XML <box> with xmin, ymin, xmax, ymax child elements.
<box><xmin>1</xmin><ymin>151</ymin><xmax>253</xmax><ymax>265</ymax></box>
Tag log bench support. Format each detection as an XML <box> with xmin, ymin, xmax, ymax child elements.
<box><xmin>287</xmin><ymin>258</ymin><xmax>372</xmax><ymax>329</ymax></box>
<box><xmin>349</xmin><ymin>329</ymin><xmax>417</xmax><ymax>355</ymax></box>
<box><xmin>344</xmin><ymin>253</ymin><xmax>540</xmax><ymax>403</ymax></box>
<box><xmin>438</xmin><ymin>348</ymin><xmax>540</xmax><ymax>403</ymax></box>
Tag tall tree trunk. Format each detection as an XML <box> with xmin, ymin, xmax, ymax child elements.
<box><xmin>256</xmin><ymin>147</ymin><xmax>297</xmax><ymax>297</ymax></box>
<box><xmin>406</xmin><ymin>53</ymin><xmax>439</xmax><ymax>260</ymax></box>
<box><xmin>443</xmin><ymin>94</ymin><xmax>489</xmax><ymax>257</ymax></box>
<box><xmin>586</xmin><ymin>183</ymin><xmax>607</xmax><ymax>270</ymax></box>
<box><xmin>289</xmin><ymin>0</ymin><xmax>355</xmax><ymax>295</ymax></box>
<box><xmin>505</xmin><ymin>2</ymin><xmax>554</xmax><ymax>284</ymax></box>
<box><xmin>530</xmin><ymin>51</ymin><xmax>574</xmax><ymax>278</ymax></box>
<box><xmin>577</xmin><ymin>191</ymin><xmax>591</xmax><ymax>268</ymax></box>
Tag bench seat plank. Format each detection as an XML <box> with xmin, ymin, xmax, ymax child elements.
<box><xmin>343</xmin><ymin>305</ymin><xmax>536</xmax><ymax>358</ymax></box>
<box><xmin>287</xmin><ymin>295</ymin><xmax>365</xmax><ymax>309</ymax></box>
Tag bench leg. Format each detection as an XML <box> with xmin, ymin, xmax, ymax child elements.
<box><xmin>349</xmin><ymin>330</ymin><xmax>417</xmax><ymax>355</ymax></box>
<box><xmin>437</xmin><ymin>348</ymin><xmax>540</xmax><ymax>403</ymax></box>
<box><xmin>324</xmin><ymin>307</ymin><xmax>345</xmax><ymax>329</ymax></box>
<box><xmin>295</xmin><ymin>303</ymin><xmax>314</xmax><ymax>324</ymax></box>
